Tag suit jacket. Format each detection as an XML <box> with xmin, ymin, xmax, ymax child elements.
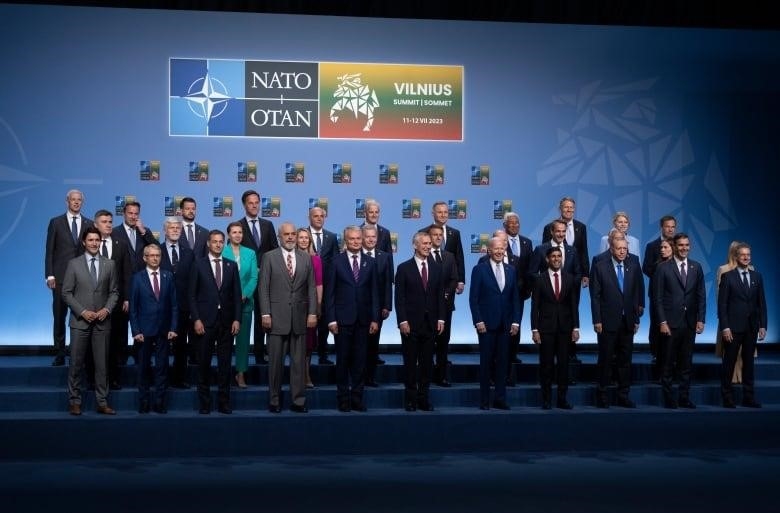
<box><xmin>61</xmin><ymin>254</ymin><xmax>119</xmax><ymax>330</ymax></box>
<box><xmin>592</xmin><ymin>250</ymin><xmax>642</xmax><ymax>276</ymax></box>
<box><xmin>442</xmin><ymin>225</ymin><xmax>466</xmax><ymax>284</ymax></box>
<box><xmin>431</xmin><ymin>248</ymin><xmax>458</xmax><ymax>311</ymax></box>
<box><xmin>469</xmin><ymin>260</ymin><xmax>521</xmax><ymax>330</ymax></box>
<box><xmin>106</xmin><ymin>237</ymin><xmax>133</xmax><ymax>302</ymax></box>
<box><xmin>479</xmin><ymin>253</ymin><xmax>527</xmax><ymax>304</ymax></box>
<box><xmin>238</xmin><ymin>217</ymin><xmax>278</xmax><ymax>268</ymax></box>
<box><xmin>259</xmin><ymin>248</ymin><xmax>316</xmax><ymax>335</ymax></box>
<box><xmin>188</xmin><ymin>255</ymin><xmax>242</xmax><ymax>328</ymax></box>
<box><xmin>361</xmin><ymin>223</ymin><xmax>393</xmax><ymax>259</ymax></box>
<box><xmin>506</xmin><ymin>234</ymin><xmax>534</xmax><ymax>299</ymax></box>
<box><xmin>324</xmin><ymin>252</ymin><xmax>379</xmax><ymax>326</ymax></box>
<box><xmin>531</xmin><ymin>269</ymin><xmax>579</xmax><ymax>333</ymax></box>
<box><xmin>312</xmin><ymin>227</ymin><xmax>339</xmax><ymax>268</ymax></box>
<box><xmin>182</xmin><ymin>222</ymin><xmax>210</xmax><ymax>259</ymax></box>
<box><xmin>395</xmin><ymin>256</ymin><xmax>446</xmax><ymax>332</ymax></box>
<box><xmin>365</xmin><ymin>249</ymin><xmax>394</xmax><ymax>312</ymax></box>
<box><xmin>543</xmin><ymin>218</ymin><xmax>589</xmax><ymax>276</ymax></box>
<box><xmin>112</xmin><ymin>223</ymin><xmax>158</xmax><ymax>273</ymax></box>
<box><xmin>589</xmin><ymin>255</ymin><xmax>645</xmax><ymax>331</ymax></box>
<box><xmin>45</xmin><ymin>213</ymin><xmax>93</xmax><ymax>281</ymax></box>
<box><xmin>718</xmin><ymin>268</ymin><xmax>767</xmax><ymax>334</ymax></box>
<box><xmin>653</xmin><ymin>258</ymin><xmax>706</xmax><ymax>330</ymax></box>
<box><xmin>160</xmin><ymin>241</ymin><xmax>195</xmax><ymax>313</ymax></box>
<box><xmin>128</xmin><ymin>268</ymin><xmax>178</xmax><ymax>338</ymax></box>
<box><xmin>222</xmin><ymin>244</ymin><xmax>258</xmax><ymax>310</ymax></box>
<box><xmin>642</xmin><ymin>237</ymin><xmax>663</xmax><ymax>279</ymax></box>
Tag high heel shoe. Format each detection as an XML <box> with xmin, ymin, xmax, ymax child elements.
<box><xmin>235</xmin><ymin>373</ymin><xmax>247</xmax><ymax>388</ymax></box>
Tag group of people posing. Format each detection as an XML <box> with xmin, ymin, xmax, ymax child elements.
<box><xmin>45</xmin><ymin>190</ymin><xmax>767</xmax><ymax>415</ymax></box>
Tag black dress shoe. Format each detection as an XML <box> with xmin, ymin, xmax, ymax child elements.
<box><xmin>664</xmin><ymin>399</ymin><xmax>678</xmax><ymax>409</ymax></box>
<box><xmin>338</xmin><ymin>403</ymin><xmax>351</xmax><ymax>412</ymax></box>
<box><xmin>290</xmin><ymin>404</ymin><xmax>308</xmax><ymax>413</ymax></box>
<box><xmin>319</xmin><ymin>357</ymin><xmax>334</xmax><ymax>365</ymax></box>
<box><xmin>557</xmin><ymin>400</ymin><xmax>573</xmax><ymax>410</ymax></box>
<box><xmin>512</xmin><ymin>356</ymin><xmax>523</xmax><ymax>364</ymax></box>
<box><xmin>268</xmin><ymin>404</ymin><xmax>282</xmax><ymax>413</ymax></box>
<box><xmin>109</xmin><ymin>381</ymin><xmax>122</xmax><ymax>391</ymax></box>
<box><xmin>723</xmin><ymin>398</ymin><xmax>736</xmax><ymax>409</ymax></box>
<box><xmin>417</xmin><ymin>401</ymin><xmax>434</xmax><ymax>412</ymax></box>
<box><xmin>138</xmin><ymin>401</ymin><xmax>150</xmax><ymax>414</ymax></box>
<box><xmin>742</xmin><ymin>399</ymin><xmax>762</xmax><ymax>408</ymax></box>
<box><xmin>365</xmin><ymin>379</ymin><xmax>379</xmax><ymax>388</ymax></box>
<box><xmin>437</xmin><ymin>379</ymin><xmax>451</xmax><ymax>388</ymax></box>
<box><xmin>199</xmin><ymin>407</ymin><xmax>210</xmax><ymax>414</ymax></box>
<box><xmin>492</xmin><ymin>400</ymin><xmax>510</xmax><ymax>410</ymax></box>
<box><xmin>405</xmin><ymin>402</ymin><xmax>416</xmax><ymax>412</ymax></box>
<box><xmin>351</xmin><ymin>402</ymin><xmax>367</xmax><ymax>412</ymax></box>
<box><xmin>218</xmin><ymin>405</ymin><xmax>233</xmax><ymax>414</ymax></box>
<box><xmin>153</xmin><ymin>404</ymin><xmax>167</xmax><ymax>414</ymax></box>
<box><xmin>52</xmin><ymin>356</ymin><xmax>65</xmax><ymax>367</ymax></box>
<box><xmin>479</xmin><ymin>404</ymin><xmax>490</xmax><ymax>411</ymax></box>
<box><xmin>542</xmin><ymin>400</ymin><xmax>552</xmax><ymax>410</ymax></box>
<box><xmin>616</xmin><ymin>398</ymin><xmax>636</xmax><ymax>408</ymax></box>
<box><xmin>678</xmin><ymin>399</ymin><xmax>696</xmax><ymax>409</ymax></box>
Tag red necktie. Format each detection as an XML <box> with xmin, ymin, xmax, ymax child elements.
<box><xmin>287</xmin><ymin>252</ymin><xmax>294</xmax><ymax>277</ymax></box>
<box><xmin>152</xmin><ymin>271</ymin><xmax>160</xmax><ymax>299</ymax></box>
<box><xmin>554</xmin><ymin>272</ymin><xmax>560</xmax><ymax>300</ymax></box>
<box><xmin>421</xmin><ymin>261</ymin><xmax>428</xmax><ymax>290</ymax></box>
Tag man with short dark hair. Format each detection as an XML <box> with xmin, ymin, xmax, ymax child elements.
<box><xmin>309</xmin><ymin>206</ymin><xmax>339</xmax><ymax>365</ymax></box>
<box><xmin>179</xmin><ymin>197</ymin><xmax>210</xmax><ymax>259</ymax></box>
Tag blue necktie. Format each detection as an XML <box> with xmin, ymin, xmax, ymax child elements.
<box><xmin>617</xmin><ymin>263</ymin><xmax>624</xmax><ymax>293</ymax></box>
<box><xmin>251</xmin><ymin>219</ymin><xmax>261</xmax><ymax>247</ymax></box>
<box><xmin>71</xmin><ymin>216</ymin><xmax>78</xmax><ymax>243</ymax></box>
<box><xmin>511</xmin><ymin>237</ymin><xmax>519</xmax><ymax>255</ymax></box>
<box><xmin>90</xmin><ymin>257</ymin><xmax>97</xmax><ymax>286</ymax></box>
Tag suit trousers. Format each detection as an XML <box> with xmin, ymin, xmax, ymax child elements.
<box><xmin>317</xmin><ymin>316</ymin><xmax>331</xmax><ymax>360</ymax></box>
<box><xmin>108</xmin><ymin>307</ymin><xmax>130</xmax><ymax>384</ymax></box>
<box><xmin>252</xmin><ymin>287</ymin><xmax>267</xmax><ymax>361</ymax></box>
<box><xmin>597</xmin><ymin>323</ymin><xmax>634</xmax><ymax>400</ymax></box>
<box><xmin>721</xmin><ymin>330</ymin><xmax>757</xmax><ymax>402</ymax></box>
<box><xmin>661</xmin><ymin>326</ymin><xmax>695</xmax><ymax>400</ymax></box>
<box><xmin>478</xmin><ymin>328</ymin><xmax>508</xmax><ymax>406</ymax></box>
<box><xmin>538</xmin><ymin>330</ymin><xmax>570</xmax><ymax>401</ymax></box>
<box><xmin>434</xmin><ymin>308</ymin><xmax>454</xmax><ymax>379</ymax></box>
<box><xmin>196</xmin><ymin>322</ymin><xmax>233</xmax><ymax>409</ymax></box>
<box><xmin>365</xmin><ymin>319</ymin><xmax>384</xmax><ymax>381</ymax></box>
<box><xmin>170</xmin><ymin>308</ymin><xmax>191</xmax><ymax>384</ymax></box>
<box><xmin>68</xmin><ymin>324</ymin><xmax>110</xmax><ymax>407</ymax></box>
<box><xmin>51</xmin><ymin>285</ymin><xmax>68</xmax><ymax>357</ymax></box>
<box><xmin>401</xmin><ymin>319</ymin><xmax>434</xmax><ymax>404</ymax></box>
<box><xmin>267</xmin><ymin>331</ymin><xmax>306</xmax><ymax>408</ymax></box>
<box><xmin>334</xmin><ymin>323</ymin><xmax>368</xmax><ymax>406</ymax></box>
<box><xmin>507</xmin><ymin>301</ymin><xmax>526</xmax><ymax>373</ymax></box>
<box><xmin>136</xmin><ymin>335</ymin><xmax>170</xmax><ymax>406</ymax></box>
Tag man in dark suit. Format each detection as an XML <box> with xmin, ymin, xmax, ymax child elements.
<box><xmin>590</xmin><ymin>238</ymin><xmax>645</xmax><ymax>408</ymax></box>
<box><xmin>395</xmin><ymin>231</ymin><xmax>445</xmax><ymax>411</ymax></box>
<box><xmin>180</xmin><ymin>197</ymin><xmax>210</xmax><ymax>258</ymax></box>
<box><xmin>90</xmin><ymin>210</ymin><xmax>132</xmax><ymax>391</ymax></box>
<box><xmin>503</xmin><ymin>212</ymin><xmax>533</xmax><ymax>368</ymax></box>
<box><xmin>361</xmin><ymin>225</ymin><xmax>394</xmax><ymax>387</ymax></box>
<box><xmin>531</xmin><ymin>246</ymin><xmax>580</xmax><ymax>409</ymax></box>
<box><xmin>653</xmin><ymin>233</ymin><xmax>705</xmax><ymax>409</ymax></box>
<box><xmin>61</xmin><ymin>226</ymin><xmax>118</xmax><ymax>415</ymax></box>
<box><xmin>189</xmin><ymin>230</ymin><xmax>242</xmax><ymax>414</ymax></box>
<box><xmin>542</xmin><ymin>197</ymin><xmax>589</xmax><ymax>364</ymax></box>
<box><xmin>309</xmin><ymin>206</ymin><xmax>339</xmax><ymax>365</ymax></box>
<box><xmin>111</xmin><ymin>200</ymin><xmax>158</xmax><ymax>368</ymax></box>
<box><xmin>426</xmin><ymin>224</ymin><xmax>458</xmax><ymax>386</ymax></box>
<box><xmin>431</xmin><ymin>201</ymin><xmax>465</xmax><ymax>295</ymax></box>
<box><xmin>324</xmin><ymin>226</ymin><xmax>379</xmax><ymax>412</ymax></box>
<box><xmin>362</xmin><ymin>199</ymin><xmax>394</xmax><ymax>257</ymax></box>
<box><xmin>45</xmin><ymin>189</ymin><xmax>93</xmax><ymax>366</ymax></box>
<box><xmin>718</xmin><ymin>242</ymin><xmax>767</xmax><ymax>408</ymax></box>
<box><xmin>129</xmin><ymin>244</ymin><xmax>178</xmax><ymax>414</ymax></box>
<box><xmin>237</xmin><ymin>189</ymin><xmax>278</xmax><ymax>364</ymax></box>
<box><xmin>259</xmin><ymin>222</ymin><xmax>317</xmax><ymax>413</ymax></box>
<box><xmin>159</xmin><ymin>216</ymin><xmax>195</xmax><ymax>388</ymax></box>
<box><xmin>469</xmin><ymin>237</ymin><xmax>521</xmax><ymax>410</ymax></box>
<box><xmin>642</xmin><ymin>215</ymin><xmax>677</xmax><ymax>364</ymax></box>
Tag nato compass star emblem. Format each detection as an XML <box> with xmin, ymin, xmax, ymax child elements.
<box><xmin>184</xmin><ymin>73</ymin><xmax>231</xmax><ymax>122</ymax></box>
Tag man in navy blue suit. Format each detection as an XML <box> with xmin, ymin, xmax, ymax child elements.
<box><xmin>324</xmin><ymin>226</ymin><xmax>379</xmax><ymax>412</ymax></box>
<box><xmin>310</xmin><ymin>206</ymin><xmax>339</xmax><ymax>365</ymax></box>
<box><xmin>653</xmin><ymin>233</ymin><xmax>705</xmax><ymax>409</ymax></box>
<box><xmin>718</xmin><ymin>242</ymin><xmax>767</xmax><ymax>408</ymax></box>
<box><xmin>590</xmin><ymin>238</ymin><xmax>645</xmax><ymax>408</ymax></box>
<box><xmin>469</xmin><ymin>237</ymin><xmax>521</xmax><ymax>410</ymax></box>
<box><xmin>129</xmin><ymin>244</ymin><xmax>178</xmax><ymax>414</ymax></box>
<box><xmin>189</xmin><ymin>230</ymin><xmax>242</xmax><ymax>414</ymax></box>
<box><xmin>179</xmin><ymin>197</ymin><xmax>210</xmax><ymax>258</ymax></box>
<box><xmin>361</xmin><ymin>224</ymin><xmax>394</xmax><ymax>387</ymax></box>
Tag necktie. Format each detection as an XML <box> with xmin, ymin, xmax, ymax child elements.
<box><xmin>434</xmin><ymin>249</ymin><xmax>442</xmax><ymax>264</ymax></box>
<box><xmin>421</xmin><ymin>260</ymin><xmax>428</xmax><ymax>290</ymax></box>
<box><xmin>315</xmin><ymin>232</ymin><xmax>322</xmax><ymax>254</ymax></box>
<box><xmin>152</xmin><ymin>271</ymin><xmax>160</xmax><ymax>299</ymax></box>
<box><xmin>742</xmin><ymin>271</ymin><xmax>749</xmax><ymax>289</ymax></box>
<box><xmin>511</xmin><ymin>237</ymin><xmax>519</xmax><ymax>255</ymax></box>
<box><xmin>680</xmin><ymin>261</ymin><xmax>687</xmax><ymax>286</ymax></box>
<box><xmin>128</xmin><ymin>227</ymin><xmax>136</xmax><ymax>251</ymax></box>
<box><xmin>71</xmin><ymin>216</ymin><xmax>79</xmax><ymax>243</ymax></box>
<box><xmin>566</xmin><ymin>222</ymin><xmax>574</xmax><ymax>246</ymax></box>
<box><xmin>90</xmin><ymin>257</ymin><xmax>97</xmax><ymax>285</ymax></box>
<box><xmin>250</xmin><ymin>220</ymin><xmax>260</xmax><ymax>247</ymax></box>
<box><xmin>187</xmin><ymin>224</ymin><xmax>195</xmax><ymax>249</ymax></box>
<box><xmin>101</xmin><ymin>239</ymin><xmax>109</xmax><ymax>258</ymax></box>
<box><xmin>214</xmin><ymin>258</ymin><xmax>222</xmax><ymax>288</ymax></box>
<box><xmin>171</xmin><ymin>244</ymin><xmax>179</xmax><ymax>267</ymax></box>
<box><xmin>352</xmin><ymin>254</ymin><xmax>360</xmax><ymax>282</ymax></box>
<box><xmin>617</xmin><ymin>263</ymin><xmax>624</xmax><ymax>293</ymax></box>
<box><xmin>495</xmin><ymin>262</ymin><xmax>504</xmax><ymax>291</ymax></box>
<box><xmin>287</xmin><ymin>252</ymin><xmax>294</xmax><ymax>278</ymax></box>
<box><xmin>553</xmin><ymin>272</ymin><xmax>560</xmax><ymax>300</ymax></box>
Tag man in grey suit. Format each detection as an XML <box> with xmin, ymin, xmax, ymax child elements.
<box><xmin>61</xmin><ymin>226</ymin><xmax>119</xmax><ymax>415</ymax></box>
<box><xmin>259</xmin><ymin>222</ymin><xmax>318</xmax><ymax>413</ymax></box>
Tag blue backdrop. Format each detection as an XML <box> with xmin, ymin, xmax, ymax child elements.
<box><xmin>1</xmin><ymin>4</ymin><xmax>777</xmax><ymax>346</ymax></box>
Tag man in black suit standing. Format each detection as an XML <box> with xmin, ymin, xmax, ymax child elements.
<box><xmin>718</xmin><ymin>242</ymin><xmax>767</xmax><ymax>408</ymax></box>
<box><xmin>530</xmin><ymin>220</ymin><xmax>583</xmax><ymax>294</ymax></box>
<box><xmin>426</xmin><ymin>224</ymin><xmax>458</xmax><ymax>386</ymax></box>
<box><xmin>45</xmin><ymin>189</ymin><xmax>93</xmax><ymax>366</ymax></box>
<box><xmin>180</xmin><ymin>197</ymin><xmax>210</xmax><ymax>259</ymax></box>
<box><xmin>590</xmin><ymin>238</ymin><xmax>645</xmax><ymax>408</ymax></box>
<box><xmin>395</xmin><ymin>231</ymin><xmax>445</xmax><ymax>411</ymax></box>
<box><xmin>642</xmin><ymin>215</ymin><xmax>677</xmax><ymax>364</ymax></box>
<box><xmin>362</xmin><ymin>199</ymin><xmax>393</xmax><ymax>256</ymax></box>
<box><xmin>531</xmin><ymin>246</ymin><xmax>580</xmax><ymax>409</ymax></box>
<box><xmin>361</xmin><ymin>225</ymin><xmax>394</xmax><ymax>387</ymax></box>
<box><xmin>431</xmin><ymin>201</ymin><xmax>465</xmax><ymax>295</ymax></box>
<box><xmin>543</xmin><ymin>197</ymin><xmax>589</xmax><ymax>364</ymax></box>
<box><xmin>159</xmin><ymin>216</ymin><xmax>195</xmax><ymax>388</ymax></box>
<box><xmin>653</xmin><ymin>233</ymin><xmax>705</xmax><ymax>409</ymax></box>
<box><xmin>324</xmin><ymin>226</ymin><xmax>379</xmax><ymax>412</ymax></box>
<box><xmin>309</xmin><ymin>206</ymin><xmax>339</xmax><ymax>365</ymax></box>
<box><xmin>189</xmin><ymin>230</ymin><xmax>242</xmax><ymax>414</ymax></box>
<box><xmin>502</xmin><ymin>212</ymin><xmax>533</xmax><ymax>371</ymax></box>
<box><xmin>237</xmin><ymin>189</ymin><xmax>278</xmax><ymax>364</ymax></box>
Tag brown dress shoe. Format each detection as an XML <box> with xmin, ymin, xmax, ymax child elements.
<box><xmin>96</xmin><ymin>405</ymin><xmax>117</xmax><ymax>415</ymax></box>
<box><xmin>68</xmin><ymin>404</ymin><xmax>82</xmax><ymax>416</ymax></box>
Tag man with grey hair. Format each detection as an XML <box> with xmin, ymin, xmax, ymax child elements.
<box><xmin>362</xmin><ymin>199</ymin><xmax>393</xmax><ymax>256</ymax></box>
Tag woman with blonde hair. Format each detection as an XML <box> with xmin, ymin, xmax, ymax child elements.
<box><xmin>297</xmin><ymin>228</ymin><xmax>322</xmax><ymax>388</ymax></box>
<box><xmin>600</xmin><ymin>211</ymin><xmax>640</xmax><ymax>255</ymax></box>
